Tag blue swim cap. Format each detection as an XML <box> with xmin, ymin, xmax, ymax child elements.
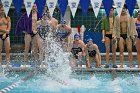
<box><xmin>74</xmin><ymin>33</ymin><xmax>80</xmax><ymax>38</ymax></box>
<box><xmin>87</xmin><ymin>38</ymin><xmax>93</xmax><ymax>42</ymax></box>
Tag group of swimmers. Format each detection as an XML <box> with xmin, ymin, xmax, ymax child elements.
<box><xmin>0</xmin><ymin>3</ymin><xmax>140</xmax><ymax>68</ymax></box>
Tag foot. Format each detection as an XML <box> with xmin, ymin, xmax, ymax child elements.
<box><xmin>129</xmin><ymin>65</ymin><xmax>133</xmax><ymax>68</ymax></box>
<box><xmin>112</xmin><ymin>64</ymin><xmax>118</xmax><ymax>68</ymax></box>
<box><xmin>119</xmin><ymin>65</ymin><xmax>123</xmax><ymax>68</ymax></box>
<box><xmin>104</xmin><ymin>64</ymin><xmax>109</xmax><ymax>68</ymax></box>
<box><xmin>23</xmin><ymin>63</ymin><xmax>27</xmax><ymax>68</ymax></box>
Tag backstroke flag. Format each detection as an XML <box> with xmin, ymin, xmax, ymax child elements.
<box><xmin>58</xmin><ymin>0</ymin><xmax>68</xmax><ymax>17</ymax></box>
<box><xmin>80</xmin><ymin>0</ymin><xmax>90</xmax><ymax>16</ymax></box>
<box><xmin>68</xmin><ymin>0</ymin><xmax>80</xmax><ymax>18</ymax></box>
<box><xmin>47</xmin><ymin>0</ymin><xmax>57</xmax><ymax>17</ymax></box>
<box><xmin>114</xmin><ymin>0</ymin><xmax>125</xmax><ymax>17</ymax></box>
<box><xmin>137</xmin><ymin>0</ymin><xmax>140</xmax><ymax>12</ymax></box>
<box><xmin>24</xmin><ymin>0</ymin><xmax>35</xmax><ymax>17</ymax></box>
<box><xmin>126</xmin><ymin>0</ymin><xmax>136</xmax><ymax>16</ymax></box>
<box><xmin>35</xmin><ymin>0</ymin><xmax>46</xmax><ymax>17</ymax></box>
<box><xmin>91</xmin><ymin>0</ymin><xmax>102</xmax><ymax>17</ymax></box>
<box><xmin>1</xmin><ymin>0</ymin><xmax>12</xmax><ymax>16</ymax></box>
<box><xmin>102</xmin><ymin>0</ymin><xmax>113</xmax><ymax>17</ymax></box>
<box><xmin>13</xmin><ymin>0</ymin><xmax>23</xmax><ymax>15</ymax></box>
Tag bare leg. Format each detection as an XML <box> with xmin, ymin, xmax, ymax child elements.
<box><xmin>77</xmin><ymin>52</ymin><xmax>84</xmax><ymax>67</ymax></box>
<box><xmin>87</xmin><ymin>57</ymin><xmax>92</xmax><ymax>68</ymax></box>
<box><xmin>37</xmin><ymin>35</ymin><xmax>44</xmax><ymax>67</ymax></box>
<box><xmin>119</xmin><ymin>38</ymin><xmax>124</xmax><ymax>68</ymax></box>
<box><xmin>4</xmin><ymin>37</ymin><xmax>10</xmax><ymax>66</ymax></box>
<box><xmin>95</xmin><ymin>54</ymin><xmax>100</xmax><ymax>68</ymax></box>
<box><xmin>32</xmin><ymin>34</ymin><xmax>39</xmax><ymax>65</ymax></box>
<box><xmin>70</xmin><ymin>54</ymin><xmax>78</xmax><ymax>68</ymax></box>
<box><xmin>126</xmin><ymin>38</ymin><xmax>133</xmax><ymax>68</ymax></box>
<box><xmin>105</xmin><ymin>37</ymin><xmax>111</xmax><ymax>65</ymax></box>
<box><xmin>0</xmin><ymin>39</ymin><xmax>3</xmax><ymax>65</ymax></box>
<box><xmin>24</xmin><ymin>34</ymin><xmax>31</xmax><ymax>66</ymax></box>
<box><xmin>136</xmin><ymin>38</ymin><xmax>140</xmax><ymax>68</ymax></box>
<box><xmin>112</xmin><ymin>38</ymin><xmax>117</xmax><ymax>67</ymax></box>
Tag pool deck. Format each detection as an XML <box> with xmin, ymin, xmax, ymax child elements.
<box><xmin>1</xmin><ymin>65</ymin><xmax>140</xmax><ymax>74</ymax></box>
<box><xmin>0</xmin><ymin>52</ymin><xmax>139</xmax><ymax>74</ymax></box>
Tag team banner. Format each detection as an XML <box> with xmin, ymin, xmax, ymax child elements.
<box><xmin>1</xmin><ymin>0</ymin><xmax>12</xmax><ymax>16</ymax></box>
<box><xmin>13</xmin><ymin>0</ymin><xmax>23</xmax><ymax>15</ymax></box>
<box><xmin>24</xmin><ymin>0</ymin><xmax>35</xmax><ymax>17</ymax></box>
<box><xmin>80</xmin><ymin>0</ymin><xmax>90</xmax><ymax>16</ymax></box>
<box><xmin>47</xmin><ymin>0</ymin><xmax>57</xmax><ymax>17</ymax></box>
<box><xmin>102</xmin><ymin>0</ymin><xmax>113</xmax><ymax>16</ymax></box>
<box><xmin>58</xmin><ymin>0</ymin><xmax>68</xmax><ymax>17</ymax></box>
<box><xmin>114</xmin><ymin>0</ymin><xmax>125</xmax><ymax>17</ymax></box>
<box><xmin>126</xmin><ymin>0</ymin><xmax>136</xmax><ymax>16</ymax></box>
<box><xmin>68</xmin><ymin>0</ymin><xmax>80</xmax><ymax>18</ymax></box>
<box><xmin>35</xmin><ymin>0</ymin><xmax>46</xmax><ymax>17</ymax></box>
<box><xmin>137</xmin><ymin>0</ymin><xmax>140</xmax><ymax>11</ymax></box>
<box><xmin>91</xmin><ymin>0</ymin><xmax>102</xmax><ymax>17</ymax></box>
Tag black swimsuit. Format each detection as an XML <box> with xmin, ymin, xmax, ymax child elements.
<box><xmin>71</xmin><ymin>47</ymin><xmax>82</xmax><ymax>59</ymax></box>
<box><xmin>28</xmin><ymin>32</ymin><xmax>37</xmax><ymax>37</ymax></box>
<box><xmin>88</xmin><ymin>50</ymin><xmax>96</xmax><ymax>57</ymax></box>
<box><xmin>120</xmin><ymin>34</ymin><xmax>127</xmax><ymax>40</ymax></box>
<box><xmin>105</xmin><ymin>34</ymin><xmax>112</xmax><ymax>40</ymax></box>
<box><xmin>0</xmin><ymin>34</ymin><xmax>9</xmax><ymax>41</ymax></box>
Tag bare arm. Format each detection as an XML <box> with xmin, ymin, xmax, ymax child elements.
<box><xmin>6</xmin><ymin>17</ymin><xmax>11</xmax><ymax>33</ymax></box>
<box><xmin>66</xmin><ymin>25</ymin><xmax>72</xmax><ymax>37</ymax></box>
<box><xmin>102</xmin><ymin>30</ymin><xmax>105</xmax><ymax>42</ymax></box>
<box><xmin>84</xmin><ymin>45</ymin><xmax>89</xmax><ymax>61</ymax></box>
<box><xmin>94</xmin><ymin>44</ymin><xmax>101</xmax><ymax>64</ymax></box>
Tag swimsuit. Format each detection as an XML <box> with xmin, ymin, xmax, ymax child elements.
<box><xmin>0</xmin><ymin>34</ymin><xmax>9</xmax><ymax>41</ymax></box>
<box><xmin>71</xmin><ymin>47</ymin><xmax>82</xmax><ymax>59</ymax></box>
<box><xmin>56</xmin><ymin>29</ymin><xmax>70</xmax><ymax>41</ymax></box>
<box><xmin>135</xmin><ymin>23</ymin><xmax>140</xmax><ymax>39</ymax></box>
<box><xmin>28</xmin><ymin>32</ymin><xmax>37</xmax><ymax>37</ymax></box>
<box><xmin>38</xmin><ymin>25</ymin><xmax>50</xmax><ymax>40</ymax></box>
<box><xmin>105</xmin><ymin>34</ymin><xmax>112</xmax><ymax>40</ymax></box>
<box><xmin>120</xmin><ymin>34</ymin><xmax>127</xmax><ymax>40</ymax></box>
<box><xmin>88</xmin><ymin>50</ymin><xmax>96</xmax><ymax>57</ymax></box>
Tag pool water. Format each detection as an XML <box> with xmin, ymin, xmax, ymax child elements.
<box><xmin>1</xmin><ymin>73</ymin><xmax>140</xmax><ymax>93</ymax></box>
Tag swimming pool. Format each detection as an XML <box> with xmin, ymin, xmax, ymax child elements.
<box><xmin>1</xmin><ymin>70</ymin><xmax>140</xmax><ymax>93</ymax></box>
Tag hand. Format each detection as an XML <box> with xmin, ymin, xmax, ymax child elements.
<box><xmin>132</xmin><ymin>36</ymin><xmax>137</xmax><ymax>46</ymax></box>
<box><xmin>2</xmin><ymin>33</ymin><xmax>6</xmax><ymax>39</ymax></box>
<box><xmin>102</xmin><ymin>38</ymin><xmax>105</xmax><ymax>43</ymax></box>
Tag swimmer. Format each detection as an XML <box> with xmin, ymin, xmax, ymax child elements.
<box><xmin>0</xmin><ymin>4</ymin><xmax>11</xmax><ymax>67</ymax></box>
<box><xmin>134</xmin><ymin>10</ymin><xmax>140</xmax><ymax>68</ymax></box>
<box><xmin>113</xmin><ymin>4</ymin><xmax>137</xmax><ymax>68</ymax></box>
<box><xmin>70</xmin><ymin>33</ymin><xmax>86</xmax><ymax>67</ymax></box>
<box><xmin>16</xmin><ymin>3</ymin><xmax>41</xmax><ymax>67</ymax></box>
<box><xmin>85</xmin><ymin>38</ymin><xmax>101</xmax><ymax>68</ymax></box>
<box><xmin>101</xmin><ymin>7</ymin><xmax>117</xmax><ymax>68</ymax></box>
<box><xmin>56</xmin><ymin>19</ymin><xmax>72</xmax><ymax>51</ymax></box>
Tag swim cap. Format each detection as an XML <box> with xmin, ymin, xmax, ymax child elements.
<box><xmin>87</xmin><ymin>38</ymin><xmax>93</xmax><ymax>42</ymax></box>
<box><xmin>74</xmin><ymin>33</ymin><xmax>80</xmax><ymax>38</ymax></box>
